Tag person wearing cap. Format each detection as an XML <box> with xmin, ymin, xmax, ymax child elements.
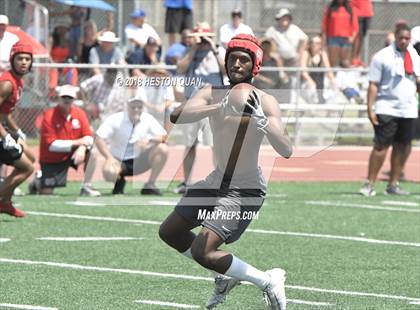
<box><xmin>125</xmin><ymin>9</ymin><xmax>161</xmax><ymax>52</ymax></box>
<box><xmin>29</xmin><ymin>85</ymin><xmax>100</xmax><ymax>197</ymax></box>
<box><xmin>89</xmin><ymin>31</ymin><xmax>124</xmax><ymax>76</ymax></box>
<box><xmin>165</xmin><ymin>29</ymin><xmax>193</xmax><ymax>66</ymax></box>
<box><xmin>126</xmin><ymin>36</ymin><xmax>160</xmax><ymax>77</ymax></box>
<box><xmin>95</xmin><ymin>98</ymin><xmax>168</xmax><ymax>196</ymax></box>
<box><xmin>160</xmin><ymin>34</ymin><xmax>292</xmax><ymax>310</ymax></box>
<box><xmin>174</xmin><ymin>22</ymin><xmax>225</xmax><ymax>194</ymax></box>
<box><xmin>0</xmin><ymin>41</ymin><xmax>35</xmax><ymax>217</ymax></box>
<box><xmin>0</xmin><ymin>15</ymin><xmax>19</xmax><ymax>69</ymax></box>
<box><xmin>264</xmin><ymin>8</ymin><xmax>308</xmax><ymax>68</ymax></box>
<box><xmin>219</xmin><ymin>9</ymin><xmax>254</xmax><ymax>49</ymax></box>
<box><xmin>164</xmin><ymin>0</ymin><xmax>193</xmax><ymax>46</ymax></box>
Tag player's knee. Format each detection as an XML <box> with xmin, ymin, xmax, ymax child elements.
<box><xmin>156</xmin><ymin>143</ymin><xmax>169</xmax><ymax>158</ymax></box>
<box><xmin>158</xmin><ymin>223</ymin><xmax>171</xmax><ymax>244</ymax></box>
<box><xmin>373</xmin><ymin>143</ymin><xmax>388</xmax><ymax>152</ymax></box>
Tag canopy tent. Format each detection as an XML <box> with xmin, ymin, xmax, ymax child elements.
<box><xmin>6</xmin><ymin>26</ymin><xmax>50</xmax><ymax>58</ymax></box>
<box><xmin>54</xmin><ymin>0</ymin><xmax>115</xmax><ymax>12</ymax></box>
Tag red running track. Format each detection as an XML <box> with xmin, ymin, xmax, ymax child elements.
<box><xmin>27</xmin><ymin>145</ymin><xmax>420</xmax><ymax>183</ymax></box>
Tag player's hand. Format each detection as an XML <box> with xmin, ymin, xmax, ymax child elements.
<box><xmin>72</xmin><ymin>146</ymin><xmax>86</xmax><ymax>166</ymax></box>
<box><xmin>2</xmin><ymin>134</ymin><xmax>22</xmax><ymax>152</ymax></box>
<box><xmin>16</xmin><ymin>128</ymin><xmax>26</xmax><ymax>141</ymax></box>
<box><xmin>368</xmin><ymin>110</ymin><xmax>379</xmax><ymax>126</ymax></box>
<box><xmin>245</xmin><ymin>90</ymin><xmax>270</xmax><ymax>133</ymax></box>
<box><xmin>136</xmin><ymin>138</ymin><xmax>150</xmax><ymax>150</ymax></box>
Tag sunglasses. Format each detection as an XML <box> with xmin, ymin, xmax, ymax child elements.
<box><xmin>60</xmin><ymin>96</ymin><xmax>74</xmax><ymax>102</ymax></box>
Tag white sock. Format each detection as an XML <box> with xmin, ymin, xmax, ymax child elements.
<box><xmin>181</xmin><ymin>248</ymin><xmax>222</xmax><ymax>278</ymax></box>
<box><xmin>224</xmin><ymin>255</ymin><xmax>270</xmax><ymax>289</ymax></box>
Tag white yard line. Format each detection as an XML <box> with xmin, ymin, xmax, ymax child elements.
<box><xmin>288</xmin><ymin>299</ymin><xmax>334</xmax><ymax>306</ymax></box>
<box><xmin>305</xmin><ymin>200</ymin><xmax>420</xmax><ymax>213</ymax></box>
<box><xmin>409</xmin><ymin>301</ymin><xmax>420</xmax><ymax>305</ymax></box>
<box><xmin>247</xmin><ymin>229</ymin><xmax>420</xmax><ymax>248</ymax></box>
<box><xmin>134</xmin><ymin>300</ymin><xmax>199</xmax><ymax>308</ymax></box>
<box><xmin>25</xmin><ymin>211</ymin><xmax>160</xmax><ymax>225</ymax></box>
<box><xmin>381</xmin><ymin>201</ymin><xmax>419</xmax><ymax>207</ymax></box>
<box><xmin>36</xmin><ymin>237</ymin><xmax>143</xmax><ymax>241</ymax></box>
<box><xmin>0</xmin><ymin>304</ymin><xmax>58</xmax><ymax>310</ymax></box>
<box><xmin>65</xmin><ymin>199</ymin><xmax>179</xmax><ymax>207</ymax></box>
<box><xmin>0</xmin><ymin>258</ymin><xmax>419</xmax><ymax>304</ymax></box>
<box><xmin>0</xmin><ymin>238</ymin><xmax>10</xmax><ymax>243</ymax></box>
<box><xmin>26</xmin><ymin>211</ymin><xmax>420</xmax><ymax>248</ymax></box>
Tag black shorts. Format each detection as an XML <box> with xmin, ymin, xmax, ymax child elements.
<box><xmin>121</xmin><ymin>146</ymin><xmax>154</xmax><ymax>176</ymax></box>
<box><xmin>374</xmin><ymin>114</ymin><xmax>416</xmax><ymax>146</ymax></box>
<box><xmin>358</xmin><ymin>17</ymin><xmax>371</xmax><ymax>38</ymax></box>
<box><xmin>40</xmin><ymin>159</ymin><xmax>78</xmax><ymax>188</ymax></box>
<box><xmin>414</xmin><ymin>111</ymin><xmax>420</xmax><ymax>140</ymax></box>
<box><xmin>165</xmin><ymin>8</ymin><xmax>193</xmax><ymax>34</ymax></box>
<box><xmin>174</xmin><ymin>169</ymin><xmax>266</xmax><ymax>244</ymax></box>
<box><xmin>0</xmin><ymin>136</ymin><xmax>23</xmax><ymax>165</ymax></box>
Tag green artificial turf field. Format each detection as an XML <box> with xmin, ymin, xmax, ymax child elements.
<box><xmin>1</xmin><ymin>181</ymin><xmax>419</xmax><ymax>309</ymax></box>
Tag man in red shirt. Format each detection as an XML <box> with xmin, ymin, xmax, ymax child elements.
<box><xmin>29</xmin><ymin>85</ymin><xmax>100</xmax><ymax>196</ymax></box>
<box><xmin>0</xmin><ymin>41</ymin><xmax>35</xmax><ymax>217</ymax></box>
<box><xmin>351</xmin><ymin>0</ymin><xmax>374</xmax><ymax>65</ymax></box>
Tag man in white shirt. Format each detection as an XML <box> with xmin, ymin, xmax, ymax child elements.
<box><xmin>219</xmin><ymin>9</ymin><xmax>254</xmax><ymax>49</ymax></box>
<box><xmin>360</xmin><ymin>24</ymin><xmax>420</xmax><ymax>196</ymax></box>
<box><xmin>264</xmin><ymin>9</ymin><xmax>307</xmax><ymax>67</ymax></box>
<box><xmin>95</xmin><ymin>98</ymin><xmax>168</xmax><ymax>195</ymax></box>
<box><xmin>124</xmin><ymin>9</ymin><xmax>161</xmax><ymax>51</ymax></box>
<box><xmin>0</xmin><ymin>15</ymin><xmax>19</xmax><ymax>71</ymax></box>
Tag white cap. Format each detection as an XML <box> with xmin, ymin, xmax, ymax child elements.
<box><xmin>0</xmin><ymin>15</ymin><xmax>9</xmax><ymax>25</ymax></box>
<box><xmin>58</xmin><ymin>85</ymin><xmax>78</xmax><ymax>98</ymax></box>
<box><xmin>275</xmin><ymin>8</ymin><xmax>291</xmax><ymax>20</ymax></box>
<box><xmin>98</xmin><ymin>31</ymin><xmax>120</xmax><ymax>43</ymax></box>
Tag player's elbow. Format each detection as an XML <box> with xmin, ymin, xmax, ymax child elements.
<box><xmin>281</xmin><ymin>144</ymin><xmax>293</xmax><ymax>159</ymax></box>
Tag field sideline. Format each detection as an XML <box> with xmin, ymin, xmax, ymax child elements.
<box><xmin>0</xmin><ymin>181</ymin><xmax>419</xmax><ymax>310</ymax></box>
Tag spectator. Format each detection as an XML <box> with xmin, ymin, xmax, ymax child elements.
<box><xmin>0</xmin><ymin>15</ymin><xmax>19</xmax><ymax>71</ymax></box>
<box><xmin>322</xmin><ymin>0</ymin><xmax>359</xmax><ymax>67</ymax></box>
<box><xmin>219</xmin><ymin>8</ymin><xmax>254</xmax><ymax>49</ymax></box>
<box><xmin>335</xmin><ymin>60</ymin><xmax>362</xmax><ymax>104</ymax></box>
<box><xmin>49</xmin><ymin>24</ymin><xmax>78</xmax><ymax>98</ymax></box>
<box><xmin>89</xmin><ymin>31</ymin><xmax>124</xmax><ymax>76</ymax></box>
<box><xmin>174</xmin><ymin>22</ymin><xmax>225</xmax><ymax>193</ymax></box>
<box><xmin>300</xmin><ymin>35</ymin><xmax>336</xmax><ymax>104</ymax></box>
<box><xmin>164</xmin><ymin>0</ymin><xmax>193</xmax><ymax>46</ymax></box>
<box><xmin>264</xmin><ymin>9</ymin><xmax>308</xmax><ymax>67</ymax></box>
<box><xmin>141</xmin><ymin>66</ymin><xmax>176</xmax><ymax>132</ymax></box>
<box><xmin>80</xmin><ymin>68</ymin><xmax>127</xmax><ymax>120</ymax></box>
<box><xmin>165</xmin><ymin>28</ymin><xmax>192</xmax><ymax>66</ymax></box>
<box><xmin>351</xmin><ymin>0</ymin><xmax>373</xmax><ymax>65</ymax></box>
<box><xmin>50</xmin><ymin>5</ymin><xmax>88</xmax><ymax>58</ymax></box>
<box><xmin>77</xmin><ymin>20</ymin><xmax>99</xmax><ymax>80</ymax></box>
<box><xmin>253</xmin><ymin>38</ymin><xmax>286</xmax><ymax>90</ymax></box>
<box><xmin>29</xmin><ymin>85</ymin><xmax>100</xmax><ymax>196</ymax></box>
<box><xmin>412</xmin><ymin>25</ymin><xmax>420</xmax><ymax>53</ymax></box>
<box><xmin>95</xmin><ymin>98</ymin><xmax>168</xmax><ymax>195</ymax></box>
<box><xmin>360</xmin><ymin>25</ymin><xmax>420</xmax><ymax>196</ymax></box>
<box><xmin>126</xmin><ymin>37</ymin><xmax>160</xmax><ymax>77</ymax></box>
<box><xmin>125</xmin><ymin>9</ymin><xmax>161</xmax><ymax>52</ymax></box>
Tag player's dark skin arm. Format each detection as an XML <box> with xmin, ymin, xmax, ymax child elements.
<box><xmin>262</xmin><ymin>94</ymin><xmax>293</xmax><ymax>158</ymax></box>
<box><xmin>367</xmin><ymin>81</ymin><xmax>379</xmax><ymax>125</ymax></box>
<box><xmin>0</xmin><ymin>81</ymin><xmax>13</xmax><ymax>138</ymax></box>
<box><xmin>170</xmin><ymin>85</ymin><xmax>222</xmax><ymax>124</ymax></box>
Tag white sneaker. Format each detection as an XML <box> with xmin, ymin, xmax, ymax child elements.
<box><xmin>359</xmin><ymin>182</ymin><xmax>376</xmax><ymax>197</ymax></box>
<box><xmin>206</xmin><ymin>275</ymin><xmax>240</xmax><ymax>309</ymax></box>
<box><xmin>80</xmin><ymin>184</ymin><xmax>101</xmax><ymax>197</ymax></box>
<box><xmin>263</xmin><ymin>268</ymin><xmax>287</xmax><ymax>310</ymax></box>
